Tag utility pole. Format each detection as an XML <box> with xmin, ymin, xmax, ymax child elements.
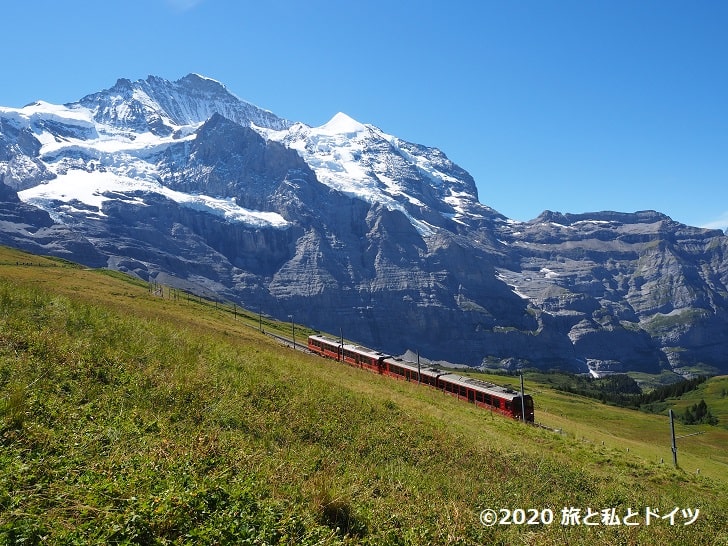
<box><xmin>288</xmin><ymin>314</ymin><xmax>295</xmax><ymax>350</ymax></box>
<box><xmin>669</xmin><ymin>409</ymin><xmax>705</xmax><ymax>468</ymax></box>
<box><xmin>417</xmin><ymin>351</ymin><xmax>421</xmax><ymax>385</ymax></box>
<box><xmin>339</xmin><ymin>328</ymin><xmax>344</xmax><ymax>362</ymax></box>
<box><xmin>520</xmin><ymin>374</ymin><xmax>526</xmax><ymax>423</ymax></box>
<box><xmin>670</xmin><ymin>409</ymin><xmax>678</xmax><ymax>467</ymax></box>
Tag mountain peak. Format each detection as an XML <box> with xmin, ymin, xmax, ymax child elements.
<box><xmin>113</xmin><ymin>77</ymin><xmax>134</xmax><ymax>89</ymax></box>
<box><xmin>174</xmin><ymin>73</ymin><xmax>230</xmax><ymax>96</ymax></box>
<box><xmin>318</xmin><ymin>112</ymin><xmax>367</xmax><ymax>135</ymax></box>
<box><xmin>178</xmin><ymin>72</ymin><xmax>225</xmax><ymax>87</ymax></box>
<box><xmin>74</xmin><ymin>74</ymin><xmax>292</xmax><ymax>133</ymax></box>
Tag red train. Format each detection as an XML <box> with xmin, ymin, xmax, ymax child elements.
<box><xmin>307</xmin><ymin>334</ymin><xmax>534</xmax><ymax>422</ymax></box>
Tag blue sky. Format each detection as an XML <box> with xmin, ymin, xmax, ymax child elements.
<box><xmin>2</xmin><ymin>0</ymin><xmax>727</xmax><ymax>229</ymax></box>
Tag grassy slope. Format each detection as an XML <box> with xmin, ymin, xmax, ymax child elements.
<box><xmin>669</xmin><ymin>376</ymin><xmax>728</xmax><ymax>424</ymax></box>
<box><xmin>462</xmin><ymin>371</ymin><xmax>728</xmax><ymax>483</ymax></box>
<box><xmin>0</xmin><ymin>247</ymin><xmax>726</xmax><ymax>545</ymax></box>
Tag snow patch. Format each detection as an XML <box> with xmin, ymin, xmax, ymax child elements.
<box><xmin>18</xmin><ymin>170</ymin><xmax>288</xmax><ymax>228</ymax></box>
<box><xmin>0</xmin><ymin>101</ymin><xmax>95</xmax><ymax>126</ymax></box>
<box><xmin>540</xmin><ymin>267</ymin><xmax>559</xmax><ymax>279</ymax></box>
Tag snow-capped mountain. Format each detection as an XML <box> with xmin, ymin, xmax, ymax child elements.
<box><xmin>2</xmin><ymin>74</ymin><xmax>494</xmax><ymax>237</ymax></box>
<box><xmin>77</xmin><ymin>73</ymin><xmax>292</xmax><ymax>134</ymax></box>
<box><xmin>2</xmin><ymin>74</ymin><xmax>728</xmax><ymax>375</ymax></box>
<box><xmin>2</xmin><ymin>75</ymin><xmax>293</xmax><ymax>226</ymax></box>
<box><xmin>259</xmin><ymin>111</ymin><xmax>501</xmax><ymax>235</ymax></box>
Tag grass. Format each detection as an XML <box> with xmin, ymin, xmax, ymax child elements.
<box><xmin>461</xmin><ymin>369</ymin><xmax>728</xmax><ymax>483</ymax></box>
<box><xmin>0</xmin><ymin>246</ymin><xmax>727</xmax><ymax>544</ymax></box>
<box><xmin>668</xmin><ymin>376</ymin><xmax>728</xmax><ymax>427</ymax></box>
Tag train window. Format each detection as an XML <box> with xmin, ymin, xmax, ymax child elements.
<box><xmin>475</xmin><ymin>392</ymin><xmax>484</xmax><ymax>403</ymax></box>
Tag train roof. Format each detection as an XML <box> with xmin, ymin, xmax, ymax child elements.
<box><xmin>384</xmin><ymin>357</ymin><xmax>525</xmax><ymax>401</ymax></box>
<box><xmin>383</xmin><ymin>357</ymin><xmax>445</xmax><ymax>377</ymax></box>
<box><xmin>441</xmin><ymin>373</ymin><xmax>526</xmax><ymax>400</ymax></box>
<box><xmin>308</xmin><ymin>334</ymin><xmax>390</xmax><ymax>359</ymax></box>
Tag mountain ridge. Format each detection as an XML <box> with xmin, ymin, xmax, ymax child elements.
<box><xmin>1</xmin><ymin>73</ymin><xmax>727</xmax><ymax>375</ymax></box>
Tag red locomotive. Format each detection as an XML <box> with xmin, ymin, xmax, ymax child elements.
<box><xmin>307</xmin><ymin>334</ymin><xmax>534</xmax><ymax>422</ymax></box>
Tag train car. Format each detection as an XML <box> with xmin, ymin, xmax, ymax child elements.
<box><xmin>436</xmin><ymin>373</ymin><xmax>534</xmax><ymax>422</ymax></box>
<box><xmin>381</xmin><ymin>357</ymin><xmax>421</xmax><ymax>382</ymax></box>
<box><xmin>307</xmin><ymin>334</ymin><xmax>342</xmax><ymax>360</ymax></box>
<box><xmin>381</xmin><ymin>357</ymin><xmax>447</xmax><ymax>387</ymax></box>
<box><xmin>308</xmin><ymin>334</ymin><xmax>388</xmax><ymax>373</ymax></box>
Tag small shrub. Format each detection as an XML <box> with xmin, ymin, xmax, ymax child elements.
<box><xmin>311</xmin><ymin>479</ymin><xmax>366</xmax><ymax>538</ymax></box>
<box><xmin>1</xmin><ymin>383</ymin><xmax>27</xmax><ymax>431</ymax></box>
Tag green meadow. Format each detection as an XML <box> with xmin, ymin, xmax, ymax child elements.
<box><xmin>0</xmin><ymin>247</ymin><xmax>726</xmax><ymax>545</ymax></box>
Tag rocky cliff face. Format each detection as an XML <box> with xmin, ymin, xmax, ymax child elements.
<box><xmin>496</xmin><ymin>211</ymin><xmax>728</xmax><ymax>373</ymax></box>
<box><xmin>1</xmin><ymin>74</ymin><xmax>727</xmax><ymax>376</ymax></box>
